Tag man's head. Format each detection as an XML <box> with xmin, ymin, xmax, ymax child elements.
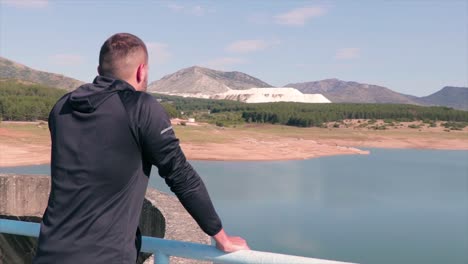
<box><xmin>98</xmin><ymin>33</ymin><xmax>149</xmax><ymax>91</ymax></box>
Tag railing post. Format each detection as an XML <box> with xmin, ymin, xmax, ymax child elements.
<box><xmin>155</xmin><ymin>251</ymin><xmax>170</xmax><ymax>264</ymax></box>
<box><xmin>0</xmin><ymin>219</ymin><xmax>358</xmax><ymax>264</ymax></box>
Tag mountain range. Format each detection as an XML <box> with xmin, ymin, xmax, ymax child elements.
<box><xmin>0</xmin><ymin>57</ymin><xmax>83</xmax><ymax>90</ymax></box>
<box><xmin>285</xmin><ymin>79</ymin><xmax>468</xmax><ymax>110</ymax></box>
<box><xmin>285</xmin><ymin>79</ymin><xmax>417</xmax><ymax>105</ymax></box>
<box><xmin>148</xmin><ymin>66</ymin><xmax>272</xmax><ymax>95</ymax></box>
<box><xmin>415</xmin><ymin>86</ymin><xmax>468</xmax><ymax>111</ymax></box>
<box><xmin>1</xmin><ymin>56</ymin><xmax>467</xmax><ymax>110</ymax></box>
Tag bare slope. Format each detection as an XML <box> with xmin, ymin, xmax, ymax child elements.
<box><xmin>148</xmin><ymin>66</ymin><xmax>273</xmax><ymax>95</ymax></box>
<box><xmin>0</xmin><ymin>57</ymin><xmax>84</xmax><ymax>90</ymax></box>
<box><xmin>286</xmin><ymin>78</ymin><xmax>418</xmax><ymax>104</ymax></box>
<box><xmin>415</xmin><ymin>86</ymin><xmax>468</xmax><ymax>110</ymax></box>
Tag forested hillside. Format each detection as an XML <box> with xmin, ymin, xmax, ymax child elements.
<box><xmin>0</xmin><ymin>80</ymin><xmax>66</xmax><ymax>121</ymax></box>
<box><xmin>154</xmin><ymin>93</ymin><xmax>468</xmax><ymax>127</ymax></box>
<box><xmin>2</xmin><ymin>84</ymin><xmax>467</xmax><ymax>127</ymax></box>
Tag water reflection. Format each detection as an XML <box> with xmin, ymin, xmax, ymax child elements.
<box><xmin>2</xmin><ymin>149</ymin><xmax>467</xmax><ymax>264</ymax></box>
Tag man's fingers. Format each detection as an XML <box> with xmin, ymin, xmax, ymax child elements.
<box><xmin>231</xmin><ymin>237</ymin><xmax>249</xmax><ymax>251</ymax></box>
<box><xmin>215</xmin><ymin>235</ymin><xmax>250</xmax><ymax>252</ymax></box>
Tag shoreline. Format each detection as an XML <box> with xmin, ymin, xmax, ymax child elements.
<box><xmin>1</xmin><ymin>121</ymin><xmax>467</xmax><ymax>167</ymax></box>
<box><xmin>2</xmin><ymin>142</ymin><xmax>468</xmax><ymax>168</ymax></box>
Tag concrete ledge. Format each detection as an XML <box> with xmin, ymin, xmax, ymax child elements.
<box><xmin>143</xmin><ymin>188</ymin><xmax>211</xmax><ymax>264</ymax></box>
<box><xmin>0</xmin><ymin>174</ymin><xmax>50</xmax><ymax>217</ymax></box>
<box><xmin>0</xmin><ymin>173</ymin><xmax>210</xmax><ymax>264</ymax></box>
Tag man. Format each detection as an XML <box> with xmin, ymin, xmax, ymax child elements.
<box><xmin>33</xmin><ymin>33</ymin><xmax>249</xmax><ymax>263</ymax></box>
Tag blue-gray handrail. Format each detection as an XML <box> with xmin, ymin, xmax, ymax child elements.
<box><xmin>0</xmin><ymin>219</ymin><xmax>356</xmax><ymax>264</ymax></box>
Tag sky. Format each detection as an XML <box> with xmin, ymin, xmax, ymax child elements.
<box><xmin>0</xmin><ymin>0</ymin><xmax>467</xmax><ymax>96</ymax></box>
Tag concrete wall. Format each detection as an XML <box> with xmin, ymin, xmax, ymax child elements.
<box><xmin>0</xmin><ymin>174</ymin><xmax>210</xmax><ymax>264</ymax></box>
<box><xmin>0</xmin><ymin>174</ymin><xmax>50</xmax><ymax>218</ymax></box>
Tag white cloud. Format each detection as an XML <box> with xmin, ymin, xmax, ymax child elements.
<box><xmin>225</xmin><ymin>40</ymin><xmax>270</xmax><ymax>54</ymax></box>
<box><xmin>334</xmin><ymin>48</ymin><xmax>361</xmax><ymax>60</ymax></box>
<box><xmin>275</xmin><ymin>7</ymin><xmax>326</xmax><ymax>26</ymax></box>
<box><xmin>49</xmin><ymin>54</ymin><xmax>85</xmax><ymax>66</ymax></box>
<box><xmin>2</xmin><ymin>0</ymin><xmax>48</xmax><ymax>8</ymax></box>
<box><xmin>202</xmin><ymin>57</ymin><xmax>247</xmax><ymax>70</ymax></box>
<box><xmin>247</xmin><ymin>12</ymin><xmax>270</xmax><ymax>25</ymax></box>
<box><xmin>167</xmin><ymin>3</ymin><xmax>184</xmax><ymax>12</ymax></box>
<box><xmin>166</xmin><ymin>3</ymin><xmax>211</xmax><ymax>16</ymax></box>
<box><xmin>191</xmin><ymin>5</ymin><xmax>205</xmax><ymax>16</ymax></box>
<box><xmin>146</xmin><ymin>42</ymin><xmax>171</xmax><ymax>65</ymax></box>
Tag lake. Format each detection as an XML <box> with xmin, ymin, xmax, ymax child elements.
<box><xmin>1</xmin><ymin>148</ymin><xmax>467</xmax><ymax>264</ymax></box>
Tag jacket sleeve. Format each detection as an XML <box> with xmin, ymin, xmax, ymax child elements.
<box><xmin>137</xmin><ymin>93</ymin><xmax>222</xmax><ymax>236</ymax></box>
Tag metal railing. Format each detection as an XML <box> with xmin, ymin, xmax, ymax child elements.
<box><xmin>0</xmin><ymin>219</ymin><xmax>356</xmax><ymax>264</ymax></box>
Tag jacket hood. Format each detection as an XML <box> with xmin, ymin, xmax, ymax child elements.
<box><xmin>69</xmin><ymin>76</ymin><xmax>135</xmax><ymax>113</ymax></box>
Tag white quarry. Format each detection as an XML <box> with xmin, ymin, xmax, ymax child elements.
<box><xmin>149</xmin><ymin>66</ymin><xmax>332</xmax><ymax>104</ymax></box>
<box><xmin>153</xmin><ymin>87</ymin><xmax>331</xmax><ymax>104</ymax></box>
<box><xmin>210</xmin><ymin>87</ymin><xmax>331</xmax><ymax>103</ymax></box>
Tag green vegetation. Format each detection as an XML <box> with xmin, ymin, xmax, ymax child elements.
<box><xmin>160</xmin><ymin>102</ymin><xmax>180</xmax><ymax>118</ymax></box>
<box><xmin>153</xmin><ymin>93</ymin><xmax>468</xmax><ymax>128</ymax></box>
<box><xmin>369</xmin><ymin>124</ymin><xmax>387</xmax><ymax>130</ymax></box>
<box><xmin>153</xmin><ymin>94</ymin><xmax>242</xmax><ymax>113</ymax></box>
<box><xmin>0</xmin><ymin>80</ymin><xmax>66</xmax><ymax>121</ymax></box>
<box><xmin>442</xmin><ymin>122</ymin><xmax>467</xmax><ymax>131</ymax></box>
<box><xmin>408</xmin><ymin>124</ymin><xmax>421</xmax><ymax>129</ymax></box>
<box><xmin>1</xmin><ymin>85</ymin><xmax>467</xmax><ymax>129</ymax></box>
<box><xmin>0</xmin><ymin>81</ymin><xmax>184</xmax><ymax>122</ymax></box>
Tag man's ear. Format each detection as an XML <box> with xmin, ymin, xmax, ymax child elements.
<box><xmin>97</xmin><ymin>65</ymin><xmax>102</xmax><ymax>75</ymax></box>
<box><xmin>136</xmin><ymin>64</ymin><xmax>147</xmax><ymax>84</ymax></box>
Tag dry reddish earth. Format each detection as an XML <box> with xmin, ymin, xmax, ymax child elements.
<box><xmin>180</xmin><ymin>139</ymin><xmax>369</xmax><ymax>161</ymax></box>
<box><xmin>0</xmin><ymin>126</ymin><xmax>51</xmax><ymax>167</ymax></box>
<box><xmin>1</xmin><ymin>120</ymin><xmax>467</xmax><ymax>167</ymax></box>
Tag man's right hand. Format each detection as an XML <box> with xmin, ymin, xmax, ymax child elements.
<box><xmin>213</xmin><ymin>228</ymin><xmax>250</xmax><ymax>252</ymax></box>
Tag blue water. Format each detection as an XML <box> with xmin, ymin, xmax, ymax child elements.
<box><xmin>2</xmin><ymin>148</ymin><xmax>467</xmax><ymax>264</ymax></box>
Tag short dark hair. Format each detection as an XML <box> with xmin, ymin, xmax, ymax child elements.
<box><xmin>98</xmin><ymin>33</ymin><xmax>148</xmax><ymax>79</ymax></box>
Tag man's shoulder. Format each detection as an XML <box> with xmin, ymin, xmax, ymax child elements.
<box><xmin>138</xmin><ymin>93</ymin><xmax>169</xmax><ymax>122</ymax></box>
<box><xmin>118</xmin><ymin>91</ymin><xmax>170</xmax><ymax>128</ymax></box>
<box><xmin>50</xmin><ymin>92</ymin><xmax>72</xmax><ymax>113</ymax></box>
<box><xmin>138</xmin><ymin>91</ymin><xmax>157</xmax><ymax>104</ymax></box>
<box><xmin>118</xmin><ymin>90</ymin><xmax>159</xmax><ymax>110</ymax></box>
<box><xmin>58</xmin><ymin>92</ymin><xmax>72</xmax><ymax>103</ymax></box>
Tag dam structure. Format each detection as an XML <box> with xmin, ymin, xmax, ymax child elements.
<box><xmin>0</xmin><ymin>173</ymin><xmax>354</xmax><ymax>264</ymax></box>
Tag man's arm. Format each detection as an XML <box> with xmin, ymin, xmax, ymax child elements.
<box><xmin>137</xmin><ymin>94</ymin><xmax>249</xmax><ymax>251</ymax></box>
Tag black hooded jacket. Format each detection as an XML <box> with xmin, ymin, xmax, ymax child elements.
<box><xmin>33</xmin><ymin>76</ymin><xmax>222</xmax><ymax>264</ymax></box>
